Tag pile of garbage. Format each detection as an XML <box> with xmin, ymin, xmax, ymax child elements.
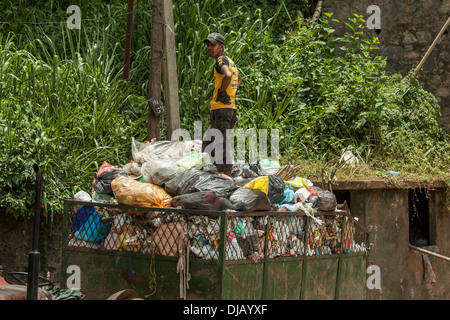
<box><xmin>67</xmin><ymin>139</ymin><xmax>367</xmax><ymax>260</ymax></box>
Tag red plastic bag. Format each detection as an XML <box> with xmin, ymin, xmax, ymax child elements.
<box><xmin>92</xmin><ymin>161</ymin><xmax>119</xmax><ymax>194</ymax></box>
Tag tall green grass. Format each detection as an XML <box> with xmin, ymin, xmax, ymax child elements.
<box><xmin>0</xmin><ymin>29</ymin><xmax>147</xmax><ymax>219</ymax></box>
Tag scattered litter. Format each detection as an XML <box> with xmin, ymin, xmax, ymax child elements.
<box><xmin>340</xmin><ymin>150</ymin><xmax>359</xmax><ymax>166</ymax></box>
<box><xmin>65</xmin><ymin>139</ymin><xmax>368</xmax><ymax>262</ymax></box>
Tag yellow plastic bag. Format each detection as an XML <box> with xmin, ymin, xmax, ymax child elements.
<box><xmin>242</xmin><ymin>175</ymin><xmax>285</xmax><ymax>204</ymax></box>
<box><xmin>117</xmin><ymin>229</ymin><xmax>135</xmax><ymax>251</ymax></box>
<box><xmin>243</xmin><ymin>176</ymin><xmax>269</xmax><ymax>194</ymax></box>
<box><xmin>284</xmin><ymin>177</ymin><xmax>312</xmax><ymax>189</ymax></box>
<box><xmin>111</xmin><ymin>176</ymin><xmax>172</xmax><ymax>207</ymax></box>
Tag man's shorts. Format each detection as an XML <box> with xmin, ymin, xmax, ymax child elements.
<box><xmin>202</xmin><ymin>108</ymin><xmax>237</xmax><ymax>173</ymax></box>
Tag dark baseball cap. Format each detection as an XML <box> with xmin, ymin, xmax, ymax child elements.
<box><xmin>203</xmin><ymin>32</ymin><xmax>225</xmax><ymax>45</ymax></box>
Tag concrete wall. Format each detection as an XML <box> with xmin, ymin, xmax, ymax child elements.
<box><xmin>321</xmin><ymin>0</ymin><xmax>450</xmax><ymax>131</ymax></box>
<box><xmin>327</xmin><ymin>180</ymin><xmax>449</xmax><ymax>300</ymax></box>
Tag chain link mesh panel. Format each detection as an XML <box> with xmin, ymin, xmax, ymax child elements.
<box><xmin>64</xmin><ymin>201</ymin><xmax>368</xmax><ymax>261</ymax></box>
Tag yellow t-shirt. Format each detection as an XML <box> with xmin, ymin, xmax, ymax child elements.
<box><xmin>210</xmin><ymin>55</ymin><xmax>239</xmax><ymax>110</ymax></box>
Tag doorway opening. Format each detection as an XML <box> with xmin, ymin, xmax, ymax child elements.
<box><xmin>333</xmin><ymin>190</ymin><xmax>351</xmax><ymax>209</ymax></box>
<box><xmin>408</xmin><ymin>188</ymin><xmax>431</xmax><ymax>247</ymax></box>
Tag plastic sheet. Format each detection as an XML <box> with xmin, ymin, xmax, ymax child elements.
<box><xmin>284</xmin><ymin>177</ymin><xmax>312</xmax><ymax>189</ymax></box>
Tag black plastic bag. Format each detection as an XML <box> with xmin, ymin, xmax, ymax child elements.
<box><xmin>310</xmin><ymin>186</ymin><xmax>337</xmax><ymax>211</ymax></box>
<box><xmin>93</xmin><ymin>169</ymin><xmax>128</xmax><ymax>196</ymax></box>
<box><xmin>171</xmin><ymin>191</ymin><xmax>234</xmax><ymax>211</ymax></box>
<box><xmin>231</xmin><ymin>163</ymin><xmax>267</xmax><ymax>179</ymax></box>
<box><xmin>188</xmin><ymin>172</ymin><xmax>237</xmax><ymax>196</ymax></box>
<box><xmin>230</xmin><ymin>188</ymin><xmax>271</xmax><ymax>212</ymax></box>
<box><xmin>200</xmin><ymin>163</ymin><xmax>218</xmax><ymax>174</ymax></box>
<box><xmin>267</xmin><ymin>174</ymin><xmax>285</xmax><ymax>204</ymax></box>
<box><xmin>165</xmin><ymin>168</ymin><xmax>237</xmax><ymax>197</ymax></box>
<box><xmin>164</xmin><ymin>168</ymin><xmax>202</xmax><ymax>196</ymax></box>
<box><xmin>306</xmin><ymin>195</ymin><xmax>320</xmax><ymax>208</ymax></box>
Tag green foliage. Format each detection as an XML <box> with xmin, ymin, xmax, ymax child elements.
<box><xmin>0</xmin><ymin>31</ymin><xmax>147</xmax><ymax>219</ymax></box>
<box><xmin>236</xmin><ymin>13</ymin><xmax>449</xmax><ymax>182</ymax></box>
<box><xmin>240</xmin><ymin>0</ymin><xmax>310</xmax><ymax>43</ymax></box>
<box><xmin>0</xmin><ymin>1</ymin><xmax>448</xmax><ymax>222</ymax></box>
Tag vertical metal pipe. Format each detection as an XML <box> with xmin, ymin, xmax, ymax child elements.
<box><xmin>60</xmin><ymin>199</ymin><xmax>69</xmax><ymax>289</ymax></box>
<box><xmin>335</xmin><ymin>214</ymin><xmax>349</xmax><ymax>300</ymax></box>
<box><xmin>300</xmin><ymin>216</ymin><xmax>310</xmax><ymax>300</ymax></box>
<box><xmin>218</xmin><ymin>212</ymin><xmax>227</xmax><ymax>299</ymax></box>
<box><xmin>27</xmin><ymin>164</ymin><xmax>42</xmax><ymax>300</ymax></box>
<box><xmin>261</xmin><ymin>216</ymin><xmax>272</xmax><ymax>299</ymax></box>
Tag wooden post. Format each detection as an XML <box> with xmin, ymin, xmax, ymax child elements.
<box><xmin>412</xmin><ymin>17</ymin><xmax>450</xmax><ymax>78</ymax></box>
<box><xmin>409</xmin><ymin>244</ymin><xmax>450</xmax><ymax>263</ymax></box>
<box><xmin>162</xmin><ymin>0</ymin><xmax>181</xmax><ymax>140</ymax></box>
<box><xmin>147</xmin><ymin>0</ymin><xmax>164</xmax><ymax>141</ymax></box>
<box><xmin>122</xmin><ymin>0</ymin><xmax>134</xmax><ymax>90</ymax></box>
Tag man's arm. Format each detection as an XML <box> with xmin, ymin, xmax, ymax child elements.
<box><xmin>237</xmin><ymin>74</ymin><xmax>242</xmax><ymax>89</ymax></box>
<box><xmin>220</xmin><ymin>64</ymin><xmax>232</xmax><ymax>91</ymax></box>
<box><xmin>216</xmin><ymin>64</ymin><xmax>232</xmax><ymax>104</ymax></box>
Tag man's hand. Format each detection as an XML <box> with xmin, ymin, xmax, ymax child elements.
<box><xmin>217</xmin><ymin>89</ymin><xmax>231</xmax><ymax>104</ymax></box>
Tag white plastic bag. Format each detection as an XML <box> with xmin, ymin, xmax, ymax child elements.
<box><xmin>259</xmin><ymin>158</ymin><xmax>281</xmax><ymax>174</ymax></box>
<box><xmin>131</xmin><ymin>138</ymin><xmax>187</xmax><ymax>164</ymax></box>
<box><xmin>141</xmin><ymin>158</ymin><xmax>185</xmax><ymax>186</ymax></box>
<box><xmin>340</xmin><ymin>150</ymin><xmax>359</xmax><ymax>166</ymax></box>
<box><xmin>176</xmin><ymin>151</ymin><xmax>210</xmax><ymax>169</ymax></box>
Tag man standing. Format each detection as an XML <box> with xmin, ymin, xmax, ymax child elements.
<box><xmin>202</xmin><ymin>32</ymin><xmax>242</xmax><ymax>176</ymax></box>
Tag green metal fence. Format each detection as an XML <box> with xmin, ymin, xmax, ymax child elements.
<box><xmin>61</xmin><ymin>199</ymin><xmax>369</xmax><ymax>300</ymax></box>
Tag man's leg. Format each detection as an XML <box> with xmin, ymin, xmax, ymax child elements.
<box><xmin>212</xmin><ymin>108</ymin><xmax>236</xmax><ymax>176</ymax></box>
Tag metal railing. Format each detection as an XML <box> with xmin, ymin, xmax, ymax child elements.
<box><xmin>63</xmin><ymin>199</ymin><xmax>369</xmax><ymax>262</ymax></box>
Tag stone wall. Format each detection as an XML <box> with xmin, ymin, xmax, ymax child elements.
<box><xmin>321</xmin><ymin>0</ymin><xmax>450</xmax><ymax>130</ymax></box>
<box><xmin>0</xmin><ymin>211</ymin><xmax>62</xmax><ymax>286</ymax></box>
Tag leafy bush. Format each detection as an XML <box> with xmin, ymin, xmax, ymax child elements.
<box><xmin>236</xmin><ymin>13</ymin><xmax>449</xmax><ymax>182</ymax></box>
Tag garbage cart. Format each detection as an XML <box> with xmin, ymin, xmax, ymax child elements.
<box><xmin>60</xmin><ymin>199</ymin><xmax>369</xmax><ymax>300</ymax></box>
